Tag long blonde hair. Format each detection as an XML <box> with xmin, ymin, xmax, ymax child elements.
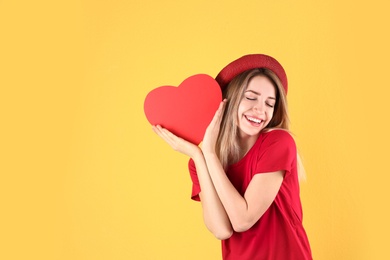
<box><xmin>215</xmin><ymin>68</ymin><xmax>306</xmax><ymax>180</ymax></box>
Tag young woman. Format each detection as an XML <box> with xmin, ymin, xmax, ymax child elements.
<box><xmin>153</xmin><ymin>54</ymin><xmax>312</xmax><ymax>260</ymax></box>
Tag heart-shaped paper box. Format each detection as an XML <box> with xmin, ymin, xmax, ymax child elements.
<box><xmin>144</xmin><ymin>74</ymin><xmax>222</xmax><ymax>145</ymax></box>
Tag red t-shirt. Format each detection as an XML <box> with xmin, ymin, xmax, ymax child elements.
<box><xmin>189</xmin><ymin>130</ymin><xmax>312</xmax><ymax>260</ymax></box>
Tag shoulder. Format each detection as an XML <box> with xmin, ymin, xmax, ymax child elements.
<box><xmin>253</xmin><ymin>129</ymin><xmax>297</xmax><ymax>173</ymax></box>
<box><xmin>261</xmin><ymin>129</ymin><xmax>296</xmax><ymax>147</ymax></box>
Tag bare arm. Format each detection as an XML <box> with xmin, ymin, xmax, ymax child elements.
<box><xmin>203</xmin><ymin>152</ymin><xmax>283</xmax><ymax>232</ymax></box>
<box><xmin>201</xmin><ymin>100</ymin><xmax>284</xmax><ymax>232</ymax></box>
<box><xmin>191</xmin><ymin>151</ymin><xmax>233</xmax><ymax>240</ymax></box>
<box><xmin>152</xmin><ymin>125</ymin><xmax>233</xmax><ymax>240</ymax></box>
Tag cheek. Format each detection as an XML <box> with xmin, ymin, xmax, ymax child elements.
<box><xmin>237</xmin><ymin>102</ymin><xmax>246</xmax><ymax>116</ymax></box>
<box><xmin>267</xmin><ymin>109</ymin><xmax>275</xmax><ymax>120</ymax></box>
<box><xmin>239</xmin><ymin>99</ymin><xmax>252</xmax><ymax>110</ymax></box>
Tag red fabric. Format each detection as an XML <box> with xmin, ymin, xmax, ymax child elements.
<box><xmin>188</xmin><ymin>130</ymin><xmax>312</xmax><ymax>260</ymax></box>
<box><xmin>215</xmin><ymin>54</ymin><xmax>288</xmax><ymax>94</ymax></box>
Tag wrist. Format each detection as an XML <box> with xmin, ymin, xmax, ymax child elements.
<box><xmin>201</xmin><ymin>144</ymin><xmax>216</xmax><ymax>155</ymax></box>
<box><xmin>202</xmin><ymin>149</ymin><xmax>218</xmax><ymax>159</ymax></box>
<box><xmin>191</xmin><ymin>147</ymin><xmax>204</xmax><ymax>161</ymax></box>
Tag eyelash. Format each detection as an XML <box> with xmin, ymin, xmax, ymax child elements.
<box><xmin>246</xmin><ymin>97</ymin><xmax>274</xmax><ymax>108</ymax></box>
<box><xmin>245</xmin><ymin>97</ymin><xmax>274</xmax><ymax>108</ymax></box>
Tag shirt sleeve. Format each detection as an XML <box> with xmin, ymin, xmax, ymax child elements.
<box><xmin>254</xmin><ymin>130</ymin><xmax>297</xmax><ymax>177</ymax></box>
<box><xmin>188</xmin><ymin>159</ymin><xmax>201</xmax><ymax>201</ymax></box>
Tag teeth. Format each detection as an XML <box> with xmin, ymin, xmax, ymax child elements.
<box><xmin>247</xmin><ymin>116</ymin><xmax>262</xmax><ymax>124</ymax></box>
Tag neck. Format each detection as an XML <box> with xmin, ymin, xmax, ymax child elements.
<box><xmin>237</xmin><ymin>133</ymin><xmax>259</xmax><ymax>159</ymax></box>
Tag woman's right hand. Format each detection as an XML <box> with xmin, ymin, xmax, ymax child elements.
<box><xmin>152</xmin><ymin>125</ymin><xmax>202</xmax><ymax>159</ymax></box>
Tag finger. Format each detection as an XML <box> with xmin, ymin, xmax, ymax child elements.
<box><xmin>157</xmin><ymin>125</ymin><xmax>180</xmax><ymax>142</ymax></box>
<box><xmin>153</xmin><ymin>125</ymin><xmax>172</xmax><ymax>143</ymax></box>
<box><xmin>152</xmin><ymin>125</ymin><xmax>165</xmax><ymax>138</ymax></box>
<box><xmin>153</xmin><ymin>125</ymin><xmax>180</xmax><ymax>149</ymax></box>
<box><xmin>216</xmin><ymin>99</ymin><xmax>227</xmax><ymax>117</ymax></box>
<box><xmin>211</xmin><ymin>99</ymin><xmax>227</xmax><ymax>125</ymax></box>
<box><xmin>160</xmin><ymin>127</ymin><xmax>188</xmax><ymax>150</ymax></box>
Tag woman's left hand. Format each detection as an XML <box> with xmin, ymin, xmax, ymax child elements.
<box><xmin>202</xmin><ymin>99</ymin><xmax>227</xmax><ymax>154</ymax></box>
<box><xmin>152</xmin><ymin>125</ymin><xmax>201</xmax><ymax>158</ymax></box>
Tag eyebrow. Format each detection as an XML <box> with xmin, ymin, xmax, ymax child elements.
<box><xmin>245</xmin><ymin>90</ymin><xmax>276</xmax><ymax>100</ymax></box>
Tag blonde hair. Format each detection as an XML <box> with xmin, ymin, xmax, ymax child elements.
<box><xmin>215</xmin><ymin>68</ymin><xmax>306</xmax><ymax>181</ymax></box>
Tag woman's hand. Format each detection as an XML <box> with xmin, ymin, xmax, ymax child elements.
<box><xmin>152</xmin><ymin>125</ymin><xmax>201</xmax><ymax>159</ymax></box>
<box><xmin>202</xmin><ymin>99</ymin><xmax>227</xmax><ymax>154</ymax></box>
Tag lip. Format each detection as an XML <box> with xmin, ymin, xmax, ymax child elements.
<box><xmin>244</xmin><ymin>115</ymin><xmax>264</xmax><ymax>126</ymax></box>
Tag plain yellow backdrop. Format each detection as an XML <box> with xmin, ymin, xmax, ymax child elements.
<box><xmin>1</xmin><ymin>0</ymin><xmax>389</xmax><ymax>259</ymax></box>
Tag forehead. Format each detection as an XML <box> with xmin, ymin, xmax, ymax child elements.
<box><xmin>245</xmin><ymin>75</ymin><xmax>276</xmax><ymax>97</ymax></box>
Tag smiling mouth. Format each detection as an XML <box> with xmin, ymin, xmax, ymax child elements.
<box><xmin>245</xmin><ymin>115</ymin><xmax>263</xmax><ymax>124</ymax></box>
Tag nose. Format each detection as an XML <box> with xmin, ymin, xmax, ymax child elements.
<box><xmin>253</xmin><ymin>101</ymin><xmax>265</xmax><ymax>113</ymax></box>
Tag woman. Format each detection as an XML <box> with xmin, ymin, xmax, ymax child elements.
<box><xmin>153</xmin><ymin>54</ymin><xmax>312</xmax><ymax>260</ymax></box>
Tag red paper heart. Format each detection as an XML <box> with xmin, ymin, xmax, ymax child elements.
<box><xmin>144</xmin><ymin>74</ymin><xmax>222</xmax><ymax>145</ymax></box>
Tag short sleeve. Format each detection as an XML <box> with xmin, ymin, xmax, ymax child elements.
<box><xmin>188</xmin><ymin>159</ymin><xmax>201</xmax><ymax>201</ymax></box>
<box><xmin>255</xmin><ymin>130</ymin><xmax>297</xmax><ymax>176</ymax></box>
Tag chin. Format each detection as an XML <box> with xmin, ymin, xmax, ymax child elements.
<box><xmin>239</xmin><ymin>129</ymin><xmax>262</xmax><ymax>139</ymax></box>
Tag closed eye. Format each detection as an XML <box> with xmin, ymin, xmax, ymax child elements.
<box><xmin>246</xmin><ymin>97</ymin><xmax>256</xmax><ymax>101</ymax></box>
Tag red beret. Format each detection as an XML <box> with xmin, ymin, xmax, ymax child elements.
<box><xmin>215</xmin><ymin>54</ymin><xmax>288</xmax><ymax>94</ymax></box>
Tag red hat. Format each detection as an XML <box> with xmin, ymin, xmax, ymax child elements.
<box><xmin>215</xmin><ymin>54</ymin><xmax>288</xmax><ymax>94</ymax></box>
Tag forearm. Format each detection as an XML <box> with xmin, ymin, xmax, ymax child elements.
<box><xmin>203</xmin><ymin>153</ymin><xmax>253</xmax><ymax>232</ymax></box>
<box><xmin>192</xmin><ymin>151</ymin><xmax>233</xmax><ymax>240</ymax></box>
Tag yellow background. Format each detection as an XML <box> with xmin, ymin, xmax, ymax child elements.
<box><xmin>1</xmin><ymin>0</ymin><xmax>389</xmax><ymax>259</ymax></box>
